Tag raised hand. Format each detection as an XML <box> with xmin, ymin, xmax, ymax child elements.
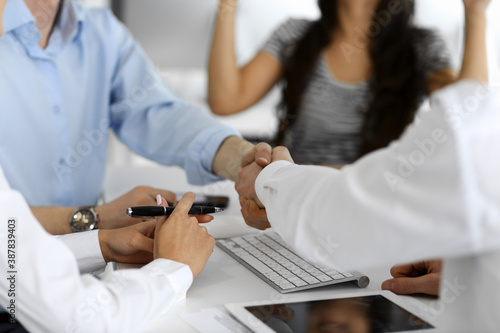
<box><xmin>462</xmin><ymin>0</ymin><xmax>492</xmax><ymax>12</ymax></box>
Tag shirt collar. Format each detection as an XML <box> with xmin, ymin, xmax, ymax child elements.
<box><xmin>3</xmin><ymin>0</ymin><xmax>35</xmax><ymax>34</ymax></box>
<box><xmin>3</xmin><ymin>0</ymin><xmax>85</xmax><ymax>43</ymax></box>
<box><xmin>58</xmin><ymin>0</ymin><xmax>85</xmax><ymax>43</ymax></box>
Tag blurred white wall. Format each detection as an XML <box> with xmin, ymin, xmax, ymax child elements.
<box><xmin>120</xmin><ymin>0</ymin><xmax>319</xmax><ymax>69</ymax></box>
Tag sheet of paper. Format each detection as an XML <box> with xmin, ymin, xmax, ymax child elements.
<box><xmin>180</xmin><ymin>308</ymin><xmax>252</xmax><ymax>333</ymax></box>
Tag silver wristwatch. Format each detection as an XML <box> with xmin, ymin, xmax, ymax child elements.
<box><xmin>69</xmin><ymin>206</ymin><xmax>99</xmax><ymax>232</ymax></box>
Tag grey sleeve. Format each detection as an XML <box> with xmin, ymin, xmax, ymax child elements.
<box><xmin>260</xmin><ymin>18</ymin><xmax>312</xmax><ymax>64</ymax></box>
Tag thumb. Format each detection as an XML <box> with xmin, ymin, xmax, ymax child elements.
<box><xmin>136</xmin><ymin>219</ymin><xmax>157</xmax><ymax>238</ymax></box>
<box><xmin>134</xmin><ymin>234</ymin><xmax>154</xmax><ymax>253</ymax></box>
<box><xmin>382</xmin><ymin>273</ymin><xmax>441</xmax><ymax>296</ymax></box>
<box><xmin>242</xmin><ymin>142</ymin><xmax>272</xmax><ymax>168</ymax></box>
<box><xmin>254</xmin><ymin>142</ymin><xmax>272</xmax><ymax>167</ymax></box>
<box><xmin>271</xmin><ymin>146</ymin><xmax>294</xmax><ymax>163</ymax></box>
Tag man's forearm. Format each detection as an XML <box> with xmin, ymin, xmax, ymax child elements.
<box><xmin>212</xmin><ymin>136</ymin><xmax>254</xmax><ymax>181</ymax></box>
<box><xmin>31</xmin><ymin>206</ymin><xmax>74</xmax><ymax>235</ymax></box>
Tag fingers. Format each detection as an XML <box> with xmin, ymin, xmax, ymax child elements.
<box><xmin>241</xmin><ymin>142</ymin><xmax>272</xmax><ymax>168</ymax></box>
<box><xmin>156</xmin><ymin>193</ymin><xmax>213</xmax><ymax>224</ymax></box>
<box><xmin>174</xmin><ymin>192</ymin><xmax>197</xmax><ymax>215</ymax></box>
<box><xmin>137</xmin><ymin>235</ymin><xmax>154</xmax><ymax>253</ymax></box>
<box><xmin>126</xmin><ymin>224</ymin><xmax>156</xmax><ymax>253</ymax></box>
<box><xmin>194</xmin><ymin>215</ymin><xmax>215</xmax><ymax>224</ymax></box>
<box><xmin>381</xmin><ymin>273</ymin><xmax>442</xmax><ymax>296</ymax></box>
<box><xmin>154</xmin><ymin>189</ymin><xmax>177</xmax><ymax>204</ymax></box>
<box><xmin>240</xmin><ymin>199</ymin><xmax>271</xmax><ymax>230</ymax></box>
<box><xmin>156</xmin><ymin>194</ymin><xmax>170</xmax><ymax>207</ymax></box>
<box><xmin>390</xmin><ymin>260</ymin><xmax>442</xmax><ymax>278</ymax></box>
<box><xmin>271</xmin><ymin>146</ymin><xmax>294</xmax><ymax>163</ymax></box>
<box><xmin>136</xmin><ymin>219</ymin><xmax>157</xmax><ymax>237</ymax></box>
<box><xmin>254</xmin><ymin>142</ymin><xmax>272</xmax><ymax>168</ymax></box>
<box><xmin>390</xmin><ymin>263</ymin><xmax>421</xmax><ymax>278</ymax></box>
<box><xmin>154</xmin><ymin>195</ymin><xmax>170</xmax><ymax>235</ymax></box>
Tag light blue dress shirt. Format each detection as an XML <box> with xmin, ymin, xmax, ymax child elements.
<box><xmin>0</xmin><ymin>0</ymin><xmax>239</xmax><ymax>207</ymax></box>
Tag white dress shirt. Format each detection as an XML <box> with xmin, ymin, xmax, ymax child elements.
<box><xmin>0</xmin><ymin>168</ymin><xmax>193</xmax><ymax>332</ymax></box>
<box><xmin>56</xmin><ymin>231</ymin><xmax>106</xmax><ymax>274</ymax></box>
<box><xmin>256</xmin><ymin>81</ymin><xmax>500</xmax><ymax>332</ymax></box>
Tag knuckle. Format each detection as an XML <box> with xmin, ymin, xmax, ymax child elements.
<box><xmin>274</xmin><ymin>146</ymin><xmax>287</xmax><ymax>154</ymax></box>
<box><xmin>134</xmin><ymin>185</ymin><xmax>149</xmax><ymax>193</ymax></box>
<box><xmin>389</xmin><ymin>266</ymin><xmax>400</xmax><ymax>276</ymax></box>
<box><xmin>185</xmin><ymin>192</ymin><xmax>196</xmax><ymax>201</ymax></box>
<box><xmin>257</xmin><ymin>142</ymin><xmax>271</xmax><ymax>151</ymax></box>
<box><xmin>394</xmin><ymin>279</ymin><xmax>414</xmax><ymax>294</ymax></box>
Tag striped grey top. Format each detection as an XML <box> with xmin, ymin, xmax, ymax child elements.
<box><xmin>262</xmin><ymin>18</ymin><xmax>451</xmax><ymax>165</ymax></box>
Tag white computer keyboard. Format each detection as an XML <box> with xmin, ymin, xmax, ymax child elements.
<box><xmin>217</xmin><ymin>232</ymin><xmax>369</xmax><ymax>293</ymax></box>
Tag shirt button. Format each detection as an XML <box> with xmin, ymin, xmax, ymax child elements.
<box><xmin>53</xmin><ymin>106</ymin><xmax>61</xmax><ymax>114</ymax></box>
<box><xmin>59</xmin><ymin>158</ymin><xmax>65</xmax><ymax>165</ymax></box>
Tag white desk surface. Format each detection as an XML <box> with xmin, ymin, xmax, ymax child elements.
<box><xmin>103</xmin><ymin>166</ymin><xmax>438</xmax><ymax>332</ymax></box>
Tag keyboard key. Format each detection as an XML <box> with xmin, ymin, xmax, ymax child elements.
<box><xmin>242</xmin><ymin>256</ymin><xmax>272</xmax><ymax>274</ymax></box>
<box><xmin>280</xmin><ymin>283</ymin><xmax>295</xmax><ymax>290</ymax></box>
<box><xmin>232</xmin><ymin>237</ymin><xmax>246</xmax><ymax>245</ymax></box>
<box><xmin>275</xmin><ymin>278</ymin><xmax>288</xmax><ymax>285</ymax></box>
<box><xmin>303</xmin><ymin>276</ymin><xmax>320</xmax><ymax>284</ymax></box>
<box><xmin>316</xmin><ymin>275</ymin><xmax>333</xmax><ymax>282</ymax></box>
<box><xmin>293</xmin><ymin>280</ymin><xmax>308</xmax><ymax>287</ymax></box>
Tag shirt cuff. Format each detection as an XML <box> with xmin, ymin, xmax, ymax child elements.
<box><xmin>141</xmin><ymin>259</ymin><xmax>194</xmax><ymax>301</ymax></box>
<box><xmin>255</xmin><ymin>160</ymin><xmax>294</xmax><ymax>207</ymax></box>
<box><xmin>56</xmin><ymin>230</ymin><xmax>106</xmax><ymax>274</ymax></box>
<box><xmin>185</xmin><ymin>125</ymin><xmax>241</xmax><ymax>185</ymax></box>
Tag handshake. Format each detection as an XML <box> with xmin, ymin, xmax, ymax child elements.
<box><xmin>236</xmin><ymin>143</ymin><xmax>295</xmax><ymax>230</ymax></box>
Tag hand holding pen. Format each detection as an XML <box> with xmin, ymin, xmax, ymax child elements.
<box><xmin>153</xmin><ymin>192</ymin><xmax>216</xmax><ymax>277</ymax></box>
<box><xmin>127</xmin><ymin>194</ymin><xmax>224</xmax><ymax>223</ymax></box>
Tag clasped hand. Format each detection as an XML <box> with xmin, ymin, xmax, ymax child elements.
<box><xmin>236</xmin><ymin>144</ymin><xmax>294</xmax><ymax>230</ymax></box>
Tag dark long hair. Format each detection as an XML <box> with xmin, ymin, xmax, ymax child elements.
<box><xmin>276</xmin><ymin>0</ymin><xmax>427</xmax><ymax>157</ymax></box>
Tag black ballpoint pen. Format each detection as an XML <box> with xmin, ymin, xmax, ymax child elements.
<box><xmin>126</xmin><ymin>205</ymin><xmax>224</xmax><ymax>218</ymax></box>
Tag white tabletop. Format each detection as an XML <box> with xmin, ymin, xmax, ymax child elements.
<box><xmin>103</xmin><ymin>166</ymin><xmax>438</xmax><ymax>332</ymax></box>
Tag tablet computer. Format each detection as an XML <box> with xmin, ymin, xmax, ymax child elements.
<box><xmin>225</xmin><ymin>291</ymin><xmax>436</xmax><ymax>333</ymax></box>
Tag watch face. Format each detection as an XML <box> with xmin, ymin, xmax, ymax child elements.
<box><xmin>72</xmin><ymin>210</ymin><xmax>96</xmax><ymax>231</ymax></box>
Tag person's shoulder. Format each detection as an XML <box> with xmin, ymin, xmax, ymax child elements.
<box><xmin>277</xmin><ymin>18</ymin><xmax>314</xmax><ymax>35</ymax></box>
<box><xmin>73</xmin><ymin>2</ymin><xmax>124</xmax><ymax>36</ymax></box>
<box><xmin>73</xmin><ymin>2</ymin><xmax>131</xmax><ymax>48</ymax></box>
<box><xmin>271</xmin><ymin>18</ymin><xmax>314</xmax><ymax>44</ymax></box>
